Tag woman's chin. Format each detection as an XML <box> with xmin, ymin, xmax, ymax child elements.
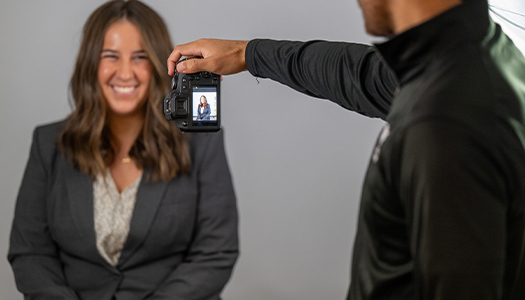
<box><xmin>108</xmin><ymin>106</ymin><xmax>144</xmax><ymax>118</ymax></box>
<box><xmin>106</xmin><ymin>101</ymin><xmax>146</xmax><ymax>117</ymax></box>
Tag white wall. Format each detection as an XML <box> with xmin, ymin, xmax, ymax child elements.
<box><xmin>489</xmin><ymin>0</ymin><xmax>525</xmax><ymax>54</ymax></box>
<box><xmin>1</xmin><ymin>0</ymin><xmax>384</xmax><ymax>299</ymax></box>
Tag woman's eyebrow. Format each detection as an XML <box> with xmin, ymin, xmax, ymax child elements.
<box><xmin>100</xmin><ymin>49</ymin><xmax>147</xmax><ymax>55</ymax></box>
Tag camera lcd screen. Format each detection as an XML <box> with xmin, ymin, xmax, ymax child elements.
<box><xmin>192</xmin><ymin>85</ymin><xmax>218</xmax><ymax>126</ymax></box>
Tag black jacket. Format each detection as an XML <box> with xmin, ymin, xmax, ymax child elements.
<box><xmin>245</xmin><ymin>1</ymin><xmax>525</xmax><ymax>299</ymax></box>
<box><xmin>8</xmin><ymin>121</ymin><xmax>238</xmax><ymax>300</ymax></box>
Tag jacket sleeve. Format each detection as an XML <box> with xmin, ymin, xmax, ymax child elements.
<box><xmin>204</xmin><ymin>108</ymin><xmax>211</xmax><ymax>120</ymax></box>
<box><xmin>146</xmin><ymin>130</ymin><xmax>239</xmax><ymax>300</ymax></box>
<box><xmin>400</xmin><ymin>119</ymin><xmax>507</xmax><ymax>299</ymax></box>
<box><xmin>245</xmin><ymin>39</ymin><xmax>399</xmax><ymax>120</ymax></box>
<box><xmin>8</xmin><ymin>127</ymin><xmax>80</xmax><ymax>300</ymax></box>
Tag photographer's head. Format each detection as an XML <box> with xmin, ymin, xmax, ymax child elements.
<box><xmin>60</xmin><ymin>0</ymin><xmax>190</xmax><ymax>181</ymax></box>
<box><xmin>357</xmin><ymin>0</ymin><xmax>463</xmax><ymax>36</ymax></box>
<box><xmin>356</xmin><ymin>0</ymin><xmax>394</xmax><ymax>36</ymax></box>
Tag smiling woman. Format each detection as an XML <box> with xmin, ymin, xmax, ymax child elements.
<box><xmin>7</xmin><ymin>1</ymin><xmax>238</xmax><ymax>299</ymax></box>
<box><xmin>97</xmin><ymin>20</ymin><xmax>154</xmax><ymax>190</ymax></box>
<box><xmin>60</xmin><ymin>0</ymin><xmax>189</xmax><ymax>181</ymax></box>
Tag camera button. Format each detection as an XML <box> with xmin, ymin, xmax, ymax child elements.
<box><xmin>182</xmin><ymin>78</ymin><xmax>187</xmax><ymax>83</ymax></box>
<box><xmin>172</xmin><ymin>76</ymin><xmax>178</xmax><ymax>89</ymax></box>
<box><xmin>187</xmin><ymin>76</ymin><xmax>195</xmax><ymax>81</ymax></box>
<box><xmin>182</xmin><ymin>85</ymin><xmax>187</xmax><ymax>90</ymax></box>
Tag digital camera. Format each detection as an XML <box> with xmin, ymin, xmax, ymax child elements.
<box><xmin>164</xmin><ymin>60</ymin><xmax>221</xmax><ymax>132</ymax></box>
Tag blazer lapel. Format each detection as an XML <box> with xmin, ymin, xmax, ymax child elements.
<box><xmin>118</xmin><ymin>169</ymin><xmax>168</xmax><ymax>265</ymax></box>
<box><xmin>64</xmin><ymin>163</ymin><xmax>108</xmax><ymax>265</ymax></box>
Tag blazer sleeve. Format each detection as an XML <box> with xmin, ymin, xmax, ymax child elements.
<box><xmin>8</xmin><ymin>127</ymin><xmax>80</xmax><ymax>299</ymax></box>
<box><xmin>146</xmin><ymin>130</ymin><xmax>239</xmax><ymax>300</ymax></box>
<box><xmin>204</xmin><ymin>107</ymin><xmax>211</xmax><ymax>120</ymax></box>
<box><xmin>245</xmin><ymin>39</ymin><xmax>399</xmax><ymax>120</ymax></box>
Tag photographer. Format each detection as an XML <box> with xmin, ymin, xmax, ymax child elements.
<box><xmin>168</xmin><ymin>0</ymin><xmax>525</xmax><ymax>299</ymax></box>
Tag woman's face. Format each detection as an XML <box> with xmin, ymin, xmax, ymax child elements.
<box><xmin>98</xmin><ymin>20</ymin><xmax>152</xmax><ymax>117</ymax></box>
<box><xmin>200</xmin><ymin>96</ymin><xmax>206</xmax><ymax>104</ymax></box>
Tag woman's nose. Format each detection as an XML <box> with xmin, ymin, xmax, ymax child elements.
<box><xmin>117</xmin><ymin>60</ymin><xmax>133</xmax><ymax>80</ymax></box>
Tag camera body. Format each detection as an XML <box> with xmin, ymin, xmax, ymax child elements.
<box><xmin>164</xmin><ymin>68</ymin><xmax>221</xmax><ymax>132</ymax></box>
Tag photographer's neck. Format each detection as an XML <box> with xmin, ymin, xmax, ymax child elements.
<box><xmin>389</xmin><ymin>0</ymin><xmax>462</xmax><ymax>34</ymax></box>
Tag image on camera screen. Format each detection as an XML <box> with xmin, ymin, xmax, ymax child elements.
<box><xmin>192</xmin><ymin>86</ymin><xmax>218</xmax><ymax>125</ymax></box>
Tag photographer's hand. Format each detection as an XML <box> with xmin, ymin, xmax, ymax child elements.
<box><xmin>168</xmin><ymin>39</ymin><xmax>249</xmax><ymax>76</ymax></box>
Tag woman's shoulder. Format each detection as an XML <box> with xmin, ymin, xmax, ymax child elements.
<box><xmin>34</xmin><ymin>119</ymin><xmax>66</xmax><ymax>136</ymax></box>
<box><xmin>187</xmin><ymin>130</ymin><xmax>226</xmax><ymax>160</ymax></box>
<box><xmin>188</xmin><ymin>130</ymin><xmax>225</xmax><ymax>147</ymax></box>
<box><xmin>31</xmin><ymin>119</ymin><xmax>67</xmax><ymax>157</ymax></box>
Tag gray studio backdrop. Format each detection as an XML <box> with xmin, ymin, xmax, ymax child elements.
<box><xmin>0</xmin><ymin>1</ymin><xmax>384</xmax><ymax>299</ymax></box>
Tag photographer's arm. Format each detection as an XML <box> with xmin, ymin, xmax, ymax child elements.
<box><xmin>8</xmin><ymin>128</ymin><xmax>80</xmax><ymax>300</ymax></box>
<box><xmin>245</xmin><ymin>39</ymin><xmax>397</xmax><ymax>119</ymax></box>
<box><xmin>168</xmin><ymin>38</ymin><xmax>398</xmax><ymax>120</ymax></box>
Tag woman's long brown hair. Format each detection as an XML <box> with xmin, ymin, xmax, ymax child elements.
<box><xmin>58</xmin><ymin>0</ymin><xmax>190</xmax><ymax>181</ymax></box>
<box><xmin>199</xmin><ymin>95</ymin><xmax>209</xmax><ymax>108</ymax></box>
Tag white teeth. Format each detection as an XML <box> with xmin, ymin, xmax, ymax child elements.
<box><xmin>113</xmin><ymin>86</ymin><xmax>135</xmax><ymax>94</ymax></box>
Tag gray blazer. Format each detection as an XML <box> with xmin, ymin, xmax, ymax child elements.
<box><xmin>197</xmin><ymin>106</ymin><xmax>211</xmax><ymax>120</ymax></box>
<box><xmin>8</xmin><ymin>121</ymin><xmax>238</xmax><ymax>300</ymax></box>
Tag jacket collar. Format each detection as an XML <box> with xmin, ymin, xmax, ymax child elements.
<box><xmin>65</xmin><ymin>165</ymin><xmax>168</xmax><ymax>268</ymax></box>
<box><xmin>118</xmin><ymin>169</ymin><xmax>167</xmax><ymax>266</ymax></box>
<box><xmin>374</xmin><ymin>1</ymin><xmax>490</xmax><ymax>85</ymax></box>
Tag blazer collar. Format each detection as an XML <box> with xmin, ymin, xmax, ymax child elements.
<box><xmin>118</xmin><ymin>169</ymin><xmax>168</xmax><ymax>266</ymax></box>
<box><xmin>65</xmin><ymin>166</ymin><xmax>168</xmax><ymax>268</ymax></box>
<box><xmin>64</xmin><ymin>162</ymin><xmax>107</xmax><ymax>266</ymax></box>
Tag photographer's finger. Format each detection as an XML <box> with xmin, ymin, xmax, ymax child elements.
<box><xmin>178</xmin><ymin>57</ymin><xmax>207</xmax><ymax>74</ymax></box>
<box><xmin>167</xmin><ymin>42</ymin><xmax>202</xmax><ymax>75</ymax></box>
<box><xmin>167</xmin><ymin>51</ymin><xmax>182</xmax><ymax>75</ymax></box>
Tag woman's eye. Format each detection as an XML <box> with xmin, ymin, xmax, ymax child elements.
<box><xmin>101</xmin><ymin>55</ymin><xmax>118</xmax><ymax>59</ymax></box>
<box><xmin>133</xmin><ymin>55</ymin><xmax>149</xmax><ymax>60</ymax></box>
